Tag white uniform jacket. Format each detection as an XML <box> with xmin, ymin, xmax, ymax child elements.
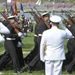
<box><xmin>40</xmin><ymin>24</ymin><xmax>73</xmax><ymax>62</ymax></box>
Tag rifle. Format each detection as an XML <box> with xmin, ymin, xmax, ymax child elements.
<box><xmin>29</xmin><ymin>8</ymin><xmax>41</xmax><ymax>24</ymax></box>
<box><xmin>61</xmin><ymin>15</ymin><xmax>72</xmax><ymax>28</ymax></box>
<box><xmin>0</xmin><ymin>12</ymin><xmax>20</xmax><ymax>34</ymax></box>
<box><xmin>63</xmin><ymin>10</ymin><xmax>75</xmax><ymax>24</ymax></box>
<box><xmin>66</xmin><ymin>13</ymin><xmax>75</xmax><ymax>24</ymax></box>
<box><xmin>29</xmin><ymin>11</ymin><xmax>40</xmax><ymax>24</ymax></box>
<box><xmin>33</xmin><ymin>7</ymin><xmax>50</xmax><ymax>29</ymax></box>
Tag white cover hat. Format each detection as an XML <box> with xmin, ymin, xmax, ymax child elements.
<box><xmin>8</xmin><ymin>15</ymin><xmax>15</xmax><ymax>19</ymax></box>
<box><xmin>41</xmin><ymin>11</ymin><xmax>49</xmax><ymax>16</ymax></box>
<box><xmin>50</xmin><ymin>15</ymin><xmax>61</xmax><ymax>23</ymax></box>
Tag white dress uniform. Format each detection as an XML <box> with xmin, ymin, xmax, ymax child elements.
<box><xmin>40</xmin><ymin>15</ymin><xmax>73</xmax><ymax>75</ymax></box>
<box><xmin>0</xmin><ymin>22</ymin><xmax>10</xmax><ymax>42</ymax></box>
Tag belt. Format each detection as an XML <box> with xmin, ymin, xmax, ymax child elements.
<box><xmin>24</xmin><ymin>25</ymin><xmax>28</xmax><ymax>27</ymax></box>
<box><xmin>34</xmin><ymin>34</ymin><xmax>38</xmax><ymax>37</ymax></box>
<box><xmin>38</xmin><ymin>34</ymin><xmax>42</xmax><ymax>36</ymax></box>
<box><xmin>6</xmin><ymin>38</ymin><xmax>15</xmax><ymax>40</ymax></box>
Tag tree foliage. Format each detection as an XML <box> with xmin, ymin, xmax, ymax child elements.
<box><xmin>69</xmin><ymin>0</ymin><xmax>75</xmax><ymax>4</ymax></box>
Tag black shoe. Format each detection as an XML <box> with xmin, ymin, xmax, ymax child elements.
<box><xmin>20</xmin><ymin>66</ymin><xmax>26</xmax><ymax>72</ymax></box>
<box><xmin>66</xmin><ymin>70</ymin><xmax>72</xmax><ymax>74</ymax></box>
<box><xmin>20</xmin><ymin>66</ymin><xmax>27</xmax><ymax>72</ymax></box>
<box><xmin>0</xmin><ymin>70</ymin><xmax>3</xmax><ymax>74</ymax></box>
<box><xmin>14</xmin><ymin>70</ymin><xmax>22</xmax><ymax>73</ymax></box>
<box><xmin>26</xmin><ymin>65</ymin><xmax>32</xmax><ymax>73</ymax></box>
<box><xmin>20</xmin><ymin>65</ymin><xmax>32</xmax><ymax>73</ymax></box>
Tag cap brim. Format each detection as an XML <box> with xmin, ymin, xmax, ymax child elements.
<box><xmin>41</xmin><ymin>12</ymin><xmax>49</xmax><ymax>16</ymax></box>
<box><xmin>8</xmin><ymin>16</ymin><xmax>15</xmax><ymax>19</ymax></box>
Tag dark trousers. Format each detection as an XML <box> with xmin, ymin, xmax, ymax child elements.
<box><xmin>63</xmin><ymin>38</ymin><xmax>75</xmax><ymax>71</ymax></box>
<box><xmin>0</xmin><ymin>47</ymin><xmax>24</xmax><ymax>70</ymax></box>
<box><xmin>24</xmin><ymin>37</ymin><xmax>38</xmax><ymax>64</ymax></box>
<box><xmin>0</xmin><ymin>38</ymin><xmax>24</xmax><ymax>69</ymax></box>
<box><xmin>16</xmin><ymin>47</ymin><xmax>24</xmax><ymax>67</ymax></box>
<box><xmin>0</xmin><ymin>40</ymin><xmax>20</xmax><ymax>72</ymax></box>
<box><xmin>0</xmin><ymin>52</ymin><xmax>11</xmax><ymax>70</ymax></box>
<box><xmin>14</xmin><ymin>38</ymin><xmax>25</xmax><ymax>68</ymax></box>
<box><xmin>28</xmin><ymin>36</ymin><xmax>42</xmax><ymax>68</ymax></box>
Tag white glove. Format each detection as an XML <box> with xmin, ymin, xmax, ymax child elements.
<box><xmin>20</xmin><ymin>35</ymin><xmax>25</xmax><ymax>39</ymax></box>
<box><xmin>17</xmin><ymin>42</ymin><xmax>23</xmax><ymax>47</ymax></box>
<box><xmin>59</xmin><ymin>21</ymin><xmax>66</xmax><ymax>30</ymax></box>
<box><xmin>18</xmin><ymin>32</ymin><xmax>23</xmax><ymax>37</ymax></box>
<box><xmin>23</xmin><ymin>33</ymin><xmax>27</xmax><ymax>36</ymax></box>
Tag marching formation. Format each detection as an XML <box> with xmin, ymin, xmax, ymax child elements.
<box><xmin>0</xmin><ymin>0</ymin><xmax>75</xmax><ymax>75</ymax></box>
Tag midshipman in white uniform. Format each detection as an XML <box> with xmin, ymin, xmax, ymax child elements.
<box><xmin>40</xmin><ymin>15</ymin><xmax>73</xmax><ymax>75</ymax></box>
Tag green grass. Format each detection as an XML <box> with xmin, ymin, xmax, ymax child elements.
<box><xmin>0</xmin><ymin>32</ymin><xmax>75</xmax><ymax>75</ymax></box>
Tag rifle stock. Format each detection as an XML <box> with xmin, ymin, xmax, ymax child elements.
<box><xmin>0</xmin><ymin>12</ymin><xmax>20</xmax><ymax>34</ymax></box>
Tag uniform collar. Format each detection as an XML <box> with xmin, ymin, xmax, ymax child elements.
<box><xmin>51</xmin><ymin>26</ymin><xmax>57</xmax><ymax>28</ymax></box>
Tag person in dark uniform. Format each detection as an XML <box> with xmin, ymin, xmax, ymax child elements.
<box><xmin>20</xmin><ymin>12</ymin><xmax>50</xmax><ymax>73</ymax></box>
<box><xmin>63</xmin><ymin>24</ymin><xmax>75</xmax><ymax>74</ymax></box>
<box><xmin>0</xmin><ymin>15</ymin><xmax>25</xmax><ymax>73</ymax></box>
<box><xmin>19</xmin><ymin>17</ymin><xmax>28</xmax><ymax>37</ymax></box>
<box><xmin>0</xmin><ymin>21</ymin><xmax>10</xmax><ymax>74</ymax></box>
<box><xmin>12</xmin><ymin>18</ymin><xmax>25</xmax><ymax>68</ymax></box>
<box><xmin>5</xmin><ymin>16</ymin><xmax>25</xmax><ymax>68</ymax></box>
<box><xmin>23</xmin><ymin>15</ymin><xmax>42</xmax><ymax>65</ymax></box>
<box><xmin>24</xmin><ymin>22</ymin><xmax>39</xmax><ymax>64</ymax></box>
<box><xmin>21</xmin><ymin>18</ymin><xmax>28</xmax><ymax>36</ymax></box>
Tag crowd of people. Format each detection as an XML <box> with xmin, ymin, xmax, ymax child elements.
<box><xmin>0</xmin><ymin>10</ymin><xmax>75</xmax><ymax>75</ymax></box>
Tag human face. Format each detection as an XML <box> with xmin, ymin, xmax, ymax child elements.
<box><xmin>44</xmin><ymin>16</ymin><xmax>49</xmax><ymax>22</ymax></box>
<box><xmin>10</xmin><ymin>19</ymin><xmax>15</xmax><ymax>24</ymax></box>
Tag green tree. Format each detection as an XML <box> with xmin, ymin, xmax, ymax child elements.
<box><xmin>0</xmin><ymin>0</ymin><xmax>5</xmax><ymax>3</ymax></box>
<box><xmin>69</xmin><ymin>0</ymin><xmax>75</xmax><ymax>4</ymax></box>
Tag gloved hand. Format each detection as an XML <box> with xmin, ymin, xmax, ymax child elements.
<box><xmin>17</xmin><ymin>42</ymin><xmax>23</xmax><ymax>47</ymax></box>
<box><xmin>18</xmin><ymin>32</ymin><xmax>25</xmax><ymax>39</ymax></box>
<box><xmin>20</xmin><ymin>35</ymin><xmax>25</xmax><ymax>39</ymax></box>
<box><xmin>59</xmin><ymin>21</ymin><xmax>66</xmax><ymax>30</ymax></box>
<box><xmin>18</xmin><ymin>32</ymin><xmax>23</xmax><ymax>37</ymax></box>
<box><xmin>23</xmin><ymin>33</ymin><xmax>27</xmax><ymax>36</ymax></box>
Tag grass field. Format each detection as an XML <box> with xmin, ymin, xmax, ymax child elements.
<box><xmin>0</xmin><ymin>31</ymin><xmax>75</xmax><ymax>75</ymax></box>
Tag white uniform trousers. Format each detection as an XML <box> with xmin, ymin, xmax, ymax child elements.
<box><xmin>45</xmin><ymin>60</ymin><xmax>63</xmax><ymax>75</ymax></box>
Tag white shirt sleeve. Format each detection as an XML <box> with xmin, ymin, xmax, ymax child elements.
<box><xmin>59</xmin><ymin>21</ymin><xmax>73</xmax><ymax>38</ymax></box>
<box><xmin>0</xmin><ymin>22</ymin><xmax>10</xmax><ymax>34</ymax></box>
